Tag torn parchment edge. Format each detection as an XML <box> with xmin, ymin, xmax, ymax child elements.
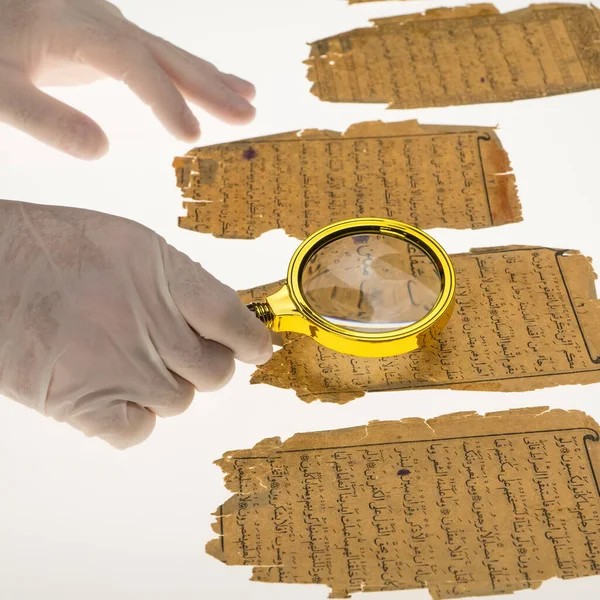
<box><xmin>305</xmin><ymin>3</ymin><xmax>600</xmax><ymax>108</ymax></box>
<box><xmin>174</xmin><ymin>119</ymin><xmax>521</xmax><ymax>239</ymax></box>
<box><xmin>206</xmin><ymin>406</ymin><xmax>600</xmax><ymax>598</ymax></box>
<box><xmin>242</xmin><ymin>246</ymin><xmax>600</xmax><ymax>403</ymax></box>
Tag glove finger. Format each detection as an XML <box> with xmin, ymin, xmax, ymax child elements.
<box><xmin>163</xmin><ymin>245</ymin><xmax>273</xmax><ymax>365</ymax></box>
<box><xmin>139</xmin><ymin>38</ymin><xmax>256</xmax><ymax>101</ymax></box>
<box><xmin>70</xmin><ymin>399</ymin><xmax>156</xmax><ymax>450</ymax></box>
<box><xmin>0</xmin><ymin>68</ymin><xmax>108</xmax><ymax>159</ymax></box>
<box><xmin>145</xmin><ymin>36</ymin><xmax>256</xmax><ymax>125</ymax></box>
<box><xmin>131</xmin><ymin>370</ymin><xmax>196</xmax><ymax>418</ymax></box>
<box><xmin>76</xmin><ymin>34</ymin><xmax>200</xmax><ymax>141</ymax></box>
<box><xmin>150</xmin><ymin>325</ymin><xmax>236</xmax><ymax>394</ymax></box>
<box><xmin>219</xmin><ymin>73</ymin><xmax>256</xmax><ymax>102</ymax></box>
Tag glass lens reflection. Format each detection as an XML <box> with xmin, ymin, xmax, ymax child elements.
<box><xmin>300</xmin><ymin>233</ymin><xmax>442</xmax><ymax>333</ymax></box>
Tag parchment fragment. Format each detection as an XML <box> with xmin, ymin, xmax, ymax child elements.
<box><xmin>174</xmin><ymin>120</ymin><xmax>520</xmax><ymax>239</ymax></box>
<box><xmin>307</xmin><ymin>4</ymin><xmax>600</xmax><ymax>108</ymax></box>
<box><xmin>239</xmin><ymin>246</ymin><xmax>600</xmax><ymax>403</ymax></box>
<box><xmin>208</xmin><ymin>407</ymin><xmax>600</xmax><ymax>599</ymax></box>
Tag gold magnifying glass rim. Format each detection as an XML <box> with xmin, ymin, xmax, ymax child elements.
<box><xmin>286</xmin><ymin>217</ymin><xmax>456</xmax><ymax>345</ymax></box>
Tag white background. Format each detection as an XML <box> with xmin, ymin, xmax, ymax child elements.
<box><xmin>0</xmin><ymin>0</ymin><xmax>599</xmax><ymax>598</ymax></box>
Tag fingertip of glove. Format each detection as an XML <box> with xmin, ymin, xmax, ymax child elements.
<box><xmin>177</xmin><ymin>123</ymin><xmax>201</xmax><ymax>144</ymax></box>
<box><xmin>252</xmin><ymin>350</ymin><xmax>274</xmax><ymax>366</ymax></box>
<box><xmin>183</xmin><ymin>111</ymin><xmax>201</xmax><ymax>139</ymax></box>
<box><xmin>221</xmin><ymin>101</ymin><xmax>256</xmax><ymax>126</ymax></box>
<box><xmin>65</xmin><ymin>128</ymin><xmax>110</xmax><ymax>161</ymax></box>
<box><xmin>100</xmin><ymin>403</ymin><xmax>156</xmax><ymax>450</ymax></box>
<box><xmin>239</xmin><ymin>341</ymin><xmax>273</xmax><ymax>366</ymax></box>
<box><xmin>242</xmin><ymin>320</ymin><xmax>274</xmax><ymax>365</ymax></box>
<box><xmin>221</xmin><ymin>73</ymin><xmax>257</xmax><ymax>102</ymax></box>
<box><xmin>234</xmin><ymin>104</ymin><xmax>257</xmax><ymax>125</ymax></box>
<box><xmin>87</xmin><ymin>138</ymin><xmax>110</xmax><ymax>161</ymax></box>
<box><xmin>240</xmin><ymin>87</ymin><xmax>256</xmax><ymax>103</ymax></box>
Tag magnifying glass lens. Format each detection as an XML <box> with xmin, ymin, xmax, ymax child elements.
<box><xmin>300</xmin><ymin>233</ymin><xmax>442</xmax><ymax>333</ymax></box>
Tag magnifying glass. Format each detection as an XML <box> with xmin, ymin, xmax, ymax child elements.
<box><xmin>248</xmin><ymin>218</ymin><xmax>455</xmax><ymax>357</ymax></box>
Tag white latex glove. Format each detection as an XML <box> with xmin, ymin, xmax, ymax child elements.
<box><xmin>0</xmin><ymin>0</ymin><xmax>257</xmax><ymax>159</ymax></box>
<box><xmin>0</xmin><ymin>199</ymin><xmax>272</xmax><ymax>449</ymax></box>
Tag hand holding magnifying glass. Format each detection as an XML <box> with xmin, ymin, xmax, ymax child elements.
<box><xmin>248</xmin><ymin>218</ymin><xmax>456</xmax><ymax>358</ymax></box>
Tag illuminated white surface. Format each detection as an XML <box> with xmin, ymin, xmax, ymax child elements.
<box><xmin>0</xmin><ymin>0</ymin><xmax>599</xmax><ymax>599</ymax></box>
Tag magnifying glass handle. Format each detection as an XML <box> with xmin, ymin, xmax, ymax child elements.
<box><xmin>247</xmin><ymin>302</ymin><xmax>274</xmax><ymax>328</ymax></box>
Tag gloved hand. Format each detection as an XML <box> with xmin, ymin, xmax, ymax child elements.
<box><xmin>0</xmin><ymin>199</ymin><xmax>272</xmax><ymax>449</ymax></box>
<box><xmin>0</xmin><ymin>0</ymin><xmax>257</xmax><ymax>159</ymax></box>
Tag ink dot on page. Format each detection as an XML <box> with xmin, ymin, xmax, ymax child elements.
<box><xmin>397</xmin><ymin>469</ymin><xmax>411</xmax><ymax>476</ymax></box>
<box><xmin>243</xmin><ymin>147</ymin><xmax>257</xmax><ymax>160</ymax></box>
<box><xmin>480</xmin><ymin>77</ymin><xmax>485</xmax><ymax>83</ymax></box>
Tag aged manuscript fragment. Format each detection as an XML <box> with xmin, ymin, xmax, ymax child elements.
<box><xmin>174</xmin><ymin>121</ymin><xmax>520</xmax><ymax>239</ymax></box>
<box><xmin>239</xmin><ymin>246</ymin><xmax>600</xmax><ymax>403</ymax></box>
<box><xmin>208</xmin><ymin>407</ymin><xmax>600</xmax><ymax>598</ymax></box>
<box><xmin>306</xmin><ymin>4</ymin><xmax>600</xmax><ymax>108</ymax></box>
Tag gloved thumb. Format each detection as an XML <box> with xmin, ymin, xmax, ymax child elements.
<box><xmin>163</xmin><ymin>245</ymin><xmax>274</xmax><ymax>365</ymax></box>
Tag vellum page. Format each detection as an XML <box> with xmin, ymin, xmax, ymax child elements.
<box><xmin>174</xmin><ymin>121</ymin><xmax>520</xmax><ymax>239</ymax></box>
<box><xmin>208</xmin><ymin>407</ymin><xmax>600</xmax><ymax>599</ymax></box>
<box><xmin>239</xmin><ymin>246</ymin><xmax>600</xmax><ymax>403</ymax></box>
<box><xmin>306</xmin><ymin>4</ymin><xmax>600</xmax><ymax>108</ymax></box>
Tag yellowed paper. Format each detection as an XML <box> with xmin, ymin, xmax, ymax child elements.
<box><xmin>240</xmin><ymin>246</ymin><xmax>600</xmax><ymax>403</ymax></box>
<box><xmin>208</xmin><ymin>407</ymin><xmax>600</xmax><ymax>599</ymax></box>
<box><xmin>307</xmin><ymin>4</ymin><xmax>600</xmax><ymax>108</ymax></box>
<box><xmin>174</xmin><ymin>121</ymin><xmax>520</xmax><ymax>239</ymax></box>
